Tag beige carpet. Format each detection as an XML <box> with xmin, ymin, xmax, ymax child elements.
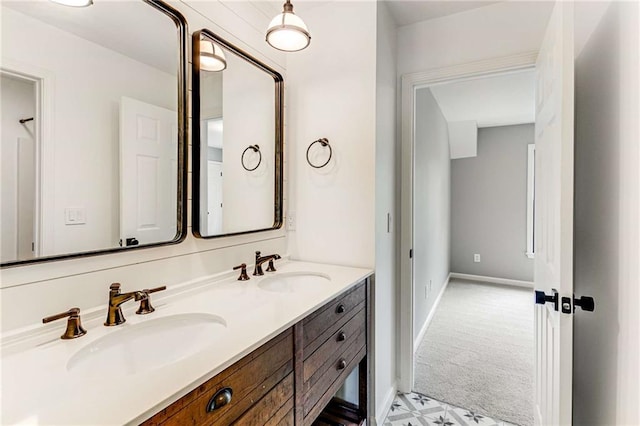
<box><xmin>414</xmin><ymin>279</ymin><xmax>534</xmax><ymax>426</ymax></box>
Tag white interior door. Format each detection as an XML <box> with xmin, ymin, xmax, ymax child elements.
<box><xmin>533</xmin><ymin>2</ymin><xmax>574</xmax><ymax>425</ymax></box>
<box><xmin>17</xmin><ymin>137</ymin><xmax>35</xmax><ymax>259</ymax></box>
<box><xmin>120</xmin><ymin>96</ymin><xmax>177</xmax><ymax>246</ymax></box>
<box><xmin>207</xmin><ymin>161</ymin><xmax>223</xmax><ymax>234</ymax></box>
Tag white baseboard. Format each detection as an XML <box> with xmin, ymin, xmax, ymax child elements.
<box><xmin>449</xmin><ymin>272</ymin><xmax>534</xmax><ymax>288</ymax></box>
<box><xmin>414</xmin><ymin>273</ymin><xmax>450</xmax><ymax>352</ymax></box>
<box><xmin>375</xmin><ymin>381</ymin><xmax>398</xmax><ymax>425</ymax></box>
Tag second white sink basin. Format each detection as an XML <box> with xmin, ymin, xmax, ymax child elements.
<box><xmin>258</xmin><ymin>271</ymin><xmax>330</xmax><ymax>293</ymax></box>
<box><xmin>67</xmin><ymin>313</ymin><xmax>226</xmax><ymax>377</ymax></box>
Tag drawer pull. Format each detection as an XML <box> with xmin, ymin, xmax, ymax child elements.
<box><xmin>337</xmin><ymin>331</ymin><xmax>346</xmax><ymax>342</ymax></box>
<box><xmin>336</xmin><ymin>304</ymin><xmax>346</xmax><ymax>314</ymax></box>
<box><xmin>337</xmin><ymin>359</ymin><xmax>347</xmax><ymax>370</ymax></box>
<box><xmin>206</xmin><ymin>387</ymin><xmax>233</xmax><ymax>412</ymax></box>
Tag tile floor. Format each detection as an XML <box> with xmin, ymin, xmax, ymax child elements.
<box><xmin>384</xmin><ymin>391</ymin><xmax>518</xmax><ymax>426</ymax></box>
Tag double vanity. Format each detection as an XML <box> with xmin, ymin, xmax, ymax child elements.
<box><xmin>0</xmin><ymin>0</ymin><xmax>373</xmax><ymax>424</ymax></box>
<box><xmin>1</xmin><ymin>261</ymin><xmax>373</xmax><ymax>425</ymax></box>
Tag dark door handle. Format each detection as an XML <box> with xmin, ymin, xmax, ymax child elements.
<box><xmin>574</xmin><ymin>295</ymin><xmax>595</xmax><ymax>312</ymax></box>
<box><xmin>535</xmin><ymin>289</ymin><xmax>559</xmax><ymax>311</ymax></box>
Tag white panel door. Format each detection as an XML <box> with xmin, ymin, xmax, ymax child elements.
<box><xmin>533</xmin><ymin>2</ymin><xmax>574</xmax><ymax>425</ymax></box>
<box><xmin>17</xmin><ymin>137</ymin><xmax>35</xmax><ymax>259</ymax></box>
<box><xmin>207</xmin><ymin>161</ymin><xmax>223</xmax><ymax>235</ymax></box>
<box><xmin>120</xmin><ymin>97</ymin><xmax>177</xmax><ymax>246</ymax></box>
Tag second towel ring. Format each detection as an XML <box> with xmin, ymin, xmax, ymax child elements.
<box><xmin>241</xmin><ymin>145</ymin><xmax>262</xmax><ymax>171</ymax></box>
<box><xmin>306</xmin><ymin>138</ymin><xmax>332</xmax><ymax>169</ymax></box>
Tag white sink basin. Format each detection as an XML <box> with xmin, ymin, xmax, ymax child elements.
<box><xmin>67</xmin><ymin>313</ymin><xmax>226</xmax><ymax>377</ymax></box>
<box><xmin>258</xmin><ymin>271</ymin><xmax>331</xmax><ymax>293</ymax></box>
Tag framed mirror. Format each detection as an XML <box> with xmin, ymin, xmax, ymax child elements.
<box><xmin>192</xmin><ymin>29</ymin><xmax>283</xmax><ymax>238</ymax></box>
<box><xmin>0</xmin><ymin>0</ymin><xmax>188</xmax><ymax>267</ymax></box>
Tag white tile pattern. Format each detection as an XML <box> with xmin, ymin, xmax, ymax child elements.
<box><xmin>385</xmin><ymin>391</ymin><xmax>518</xmax><ymax>426</ymax></box>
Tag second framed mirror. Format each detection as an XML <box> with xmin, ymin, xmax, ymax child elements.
<box><xmin>192</xmin><ymin>29</ymin><xmax>283</xmax><ymax>238</ymax></box>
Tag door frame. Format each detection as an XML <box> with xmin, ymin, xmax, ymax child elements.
<box><xmin>1</xmin><ymin>62</ymin><xmax>54</xmax><ymax>258</ymax></box>
<box><xmin>398</xmin><ymin>51</ymin><xmax>539</xmax><ymax>392</ymax></box>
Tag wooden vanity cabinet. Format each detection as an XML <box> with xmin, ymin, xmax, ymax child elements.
<box><xmin>141</xmin><ymin>277</ymin><xmax>372</xmax><ymax>426</ymax></box>
<box><xmin>141</xmin><ymin>329</ymin><xmax>294</xmax><ymax>426</ymax></box>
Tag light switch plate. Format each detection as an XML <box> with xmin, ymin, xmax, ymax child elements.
<box><xmin>286</xmin><ymin>213</ymin><xmax>296</xmax><ymax>231</ymax></box>
<box><xmin>65</xmin><ymin>207</ymin><xmax>86</xmax><ymax>225</ymax></box>
<box><xmin>474</xmin><ymin>253</ymin><xmax>481</xmax><ymax>263</ymax></box>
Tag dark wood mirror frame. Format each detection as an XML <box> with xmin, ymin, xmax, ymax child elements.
<box><xmin>191</xmin><ymin>29</ymin><xmax>284</xmax><ymax>239</ymax></box>
<box><xmin>1</xmin><ymin>0</ymin><xmax>189</xmax><ymax>268</ymax></box>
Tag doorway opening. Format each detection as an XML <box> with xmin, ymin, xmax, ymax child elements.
<box><xmin>1</xmin><ymin>70</ymin><xmax>38</xmax><ymax>262</ymax></box>
<box><xmin>410</xmin><ymin>68</ymin><xmax>537</xmax><ymax>425</ymax></box>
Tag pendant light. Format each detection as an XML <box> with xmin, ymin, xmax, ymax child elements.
<box><xmin>199</xmin><ymin>39</ymin><xmax>227</xmax><ymax>72</ymax></box>
<box><xmin>266</xmin><ymin>0</ymin><xmax>310</xmax><ymax>52</ymax></box>
<box><xmin>50</xmin><ymin>0</ymin><xmax>93</xmax><ymax>7</ymax></box>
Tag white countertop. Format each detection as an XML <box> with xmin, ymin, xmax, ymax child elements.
<box><xmin>0</xmin><ymin>260</ymin><xmax>372</xmax><ymax>425</ymax></box>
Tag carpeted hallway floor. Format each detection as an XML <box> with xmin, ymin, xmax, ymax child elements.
<box><xmin>414</xmin><ymin>279</ymin><xmax>534</xmax><ymax>426</ymax></box>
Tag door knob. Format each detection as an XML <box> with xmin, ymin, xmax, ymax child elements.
<box><xmin>534</xmin><ymin>289</ymin><xmax>559</xmax><ymax>311</ymax></box>
<box><xmin>574</xmin><ymin>295</ymin><xmax>595</xmax><ymax>312</ymax></box>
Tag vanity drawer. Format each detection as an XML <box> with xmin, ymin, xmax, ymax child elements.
<box><xmin>303</xmin><ymin>336</ymin><xmax>367</xmax><ymax>425</ymax></box>
<box><xmin>303</xmin><ymin>307</ymin><xmax>366</xmax><ymax>390</ymax></box>
<box><xmin>302</xmin><ymin>319</ymin><xmax>366</xmax><ymax>420</ymax></box>
<box><xmin>141</xmin><ymin>328</ymin><xmax>293</xmax><ymax>426</ymax></box>
<box><xmin>303</xmin><ymin>281</ymin><xmax>366</xmax><ymax>357</ymax></box>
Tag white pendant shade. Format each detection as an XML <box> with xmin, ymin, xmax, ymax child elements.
<box><xmin>200</xmin><ymin>40</ymin><xmax>227</xmax><ymax>72</ymax></box>
<box><xmin>50</xmin><ymin>0</ymin><xmax>92</xmax><ymax>7</ymax></box>
<box><xmin>266</xmin><ymin>2</ymin><xmax>310</xmax><ymax>52</ymax></box>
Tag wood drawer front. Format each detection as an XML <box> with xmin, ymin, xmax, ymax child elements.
<box><xmin>302</xmin><ymin>328</ymin><xmax>366</xmax><ymax>420</ymax></box>
<box><xmin>233</xmin><ymin>373</ymin><xmax>294</xmax><ymax>426</ymax></box>
<box><xmin>303</xmin><ymin>307</ymin><xmax>366</xmax><ymax>388</ymax></box>
<box><xmin>141</xmin><ymin>329</ymin><xmax>293</xmax><ymax>426</ymax></box>
<box><xmin>303</xmin><ymin>282</ymin><xmax>366</xmax><ymax>357</ymax></box>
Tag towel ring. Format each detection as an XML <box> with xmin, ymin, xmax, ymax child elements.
<box><xmin>241</xmin><ymin>145</ymin><xmax>262</xmax><ymax>171</ymax></box>
<box><xmin>306</xmin><ymin>138</ymin><xmax>332</xmax><ymax>169</ymax></box>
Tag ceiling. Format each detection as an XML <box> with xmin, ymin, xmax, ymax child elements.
<box><xmin>385</xmin><ymin>0</ymin><xmax>502</xmax><ymax>27</ymax></box>
<box><xmin>427</xmin><ymin>69</ymin><xmax>536</xmax><ymax>128</ymax></box>
<box><xmin>259</xmin><ymin>1</ymin><xmax>503</xmax><ymax>27</ymax></box>
<box><xmin>3</xmin><ymin>0</ymin><xmax>177</xmax><ymax>75</ymax></box>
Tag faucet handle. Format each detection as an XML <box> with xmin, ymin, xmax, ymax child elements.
<box><xmin>135</xmin><ymin>286</ymin><xmax>167</xmax><ymax>315</ymax></box>
<box><xmin>42</xmin><ymin>307</ymin><xmax>87</xmax><ymax>340</ymax></box>
<box><xmin>233</xmin><ymin>263</ymin><xmax>250</xmax><ymax>281</ymax></box>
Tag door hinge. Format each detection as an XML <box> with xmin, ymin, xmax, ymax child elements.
<box><xmin>31</xmin><ymin>242</ymin><xmax>35</xmax><ymax>252</ymax></box>
<box><xmin>409</xmin><ymin>249</ymin><xmax>413</xmax><ymax>259</ymax></box>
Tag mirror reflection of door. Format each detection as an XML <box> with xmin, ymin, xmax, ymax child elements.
<box><xmin>1</xmin><ymin>72</ymin><xmax>37</xmax><ymax>262</ymax></box>
<box><xmin>202</xmin><ymin>117</ymin><xmax>223</xmax><ymax>235</ymax></box>
<box><xmin>119</xmin><ymin>96</ymin><xmax>177</xmax><ymax>246</ymax></box>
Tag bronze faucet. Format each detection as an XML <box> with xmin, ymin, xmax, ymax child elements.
<box><xmin>253</xmin><ymin>251</ymin><xmax>281</xmax><ymax>276</ymax></box>
<box><xmin>233</xmin><ymin>263</ymin><xmax>250</xmax><ymax>281</ymax></box>
<box><xmin>104</xmin><ymin>283</ymin><xmax>166</xmax><ymax>326</ymax></box>
<box><xmin>42</xmin><ymin>307</ymin><xmax>87</xmax><ymax>339</ymax></box>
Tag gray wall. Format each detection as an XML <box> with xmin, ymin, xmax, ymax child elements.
<box><xmin>573</xmin><ymin>2</ymin><xmax>639</xmax><ymax>424</ymax></box>
<box><xmin>413</xmin><ymin>88</ymin><xmax>450</xmax><ymax>339</ymax></box>
<box><xmin>450</xmin><ymin>124</ymin><xmax>534</xmax><ymax>281</ymax></box>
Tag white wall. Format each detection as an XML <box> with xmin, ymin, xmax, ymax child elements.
<box><xmin>397</xmin><ymin>1</ymin><xmax>553</xmax><ymax>75</ymax></box>
<box><xmin>285</xmin><ymin>0</ymin><xmax>379</xmax><ymax>417</ymax></box>
<box><xmin>450</xmin><ymin>124</ymin><xmax>534</xmax><ymax>282</ymax></box>
<box><xmin>413</xmin><ymin>88</ymin><xmax>450</xmax><ymax>339</ymax></box>
<box><xmin>2</xmin><ymin>6</ymin><xmax>176</xmax><ymax>256</ymax></box>
<box><xmin>573</xmin><ymin>2</ymin><xmax>640</xmax><ymax>424</ymax></box>
<box><xmin>0</xmin><ymin>0</ymin><xmax>287</xmax><ymax>333</ymax></box>
<box><xmin>1</xmin><ymin>76</ymin><xmax>35</xmax><ymax>263</ymax></box>
<box><xmin>286</xmin><ymin>1</ymin><xmax>376</xmax><ymax>269</ymax></box>
<box><xmin>374</xmin><ymin>1</ymin><xmax>398</xmax><ymax>421</ymax></box>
